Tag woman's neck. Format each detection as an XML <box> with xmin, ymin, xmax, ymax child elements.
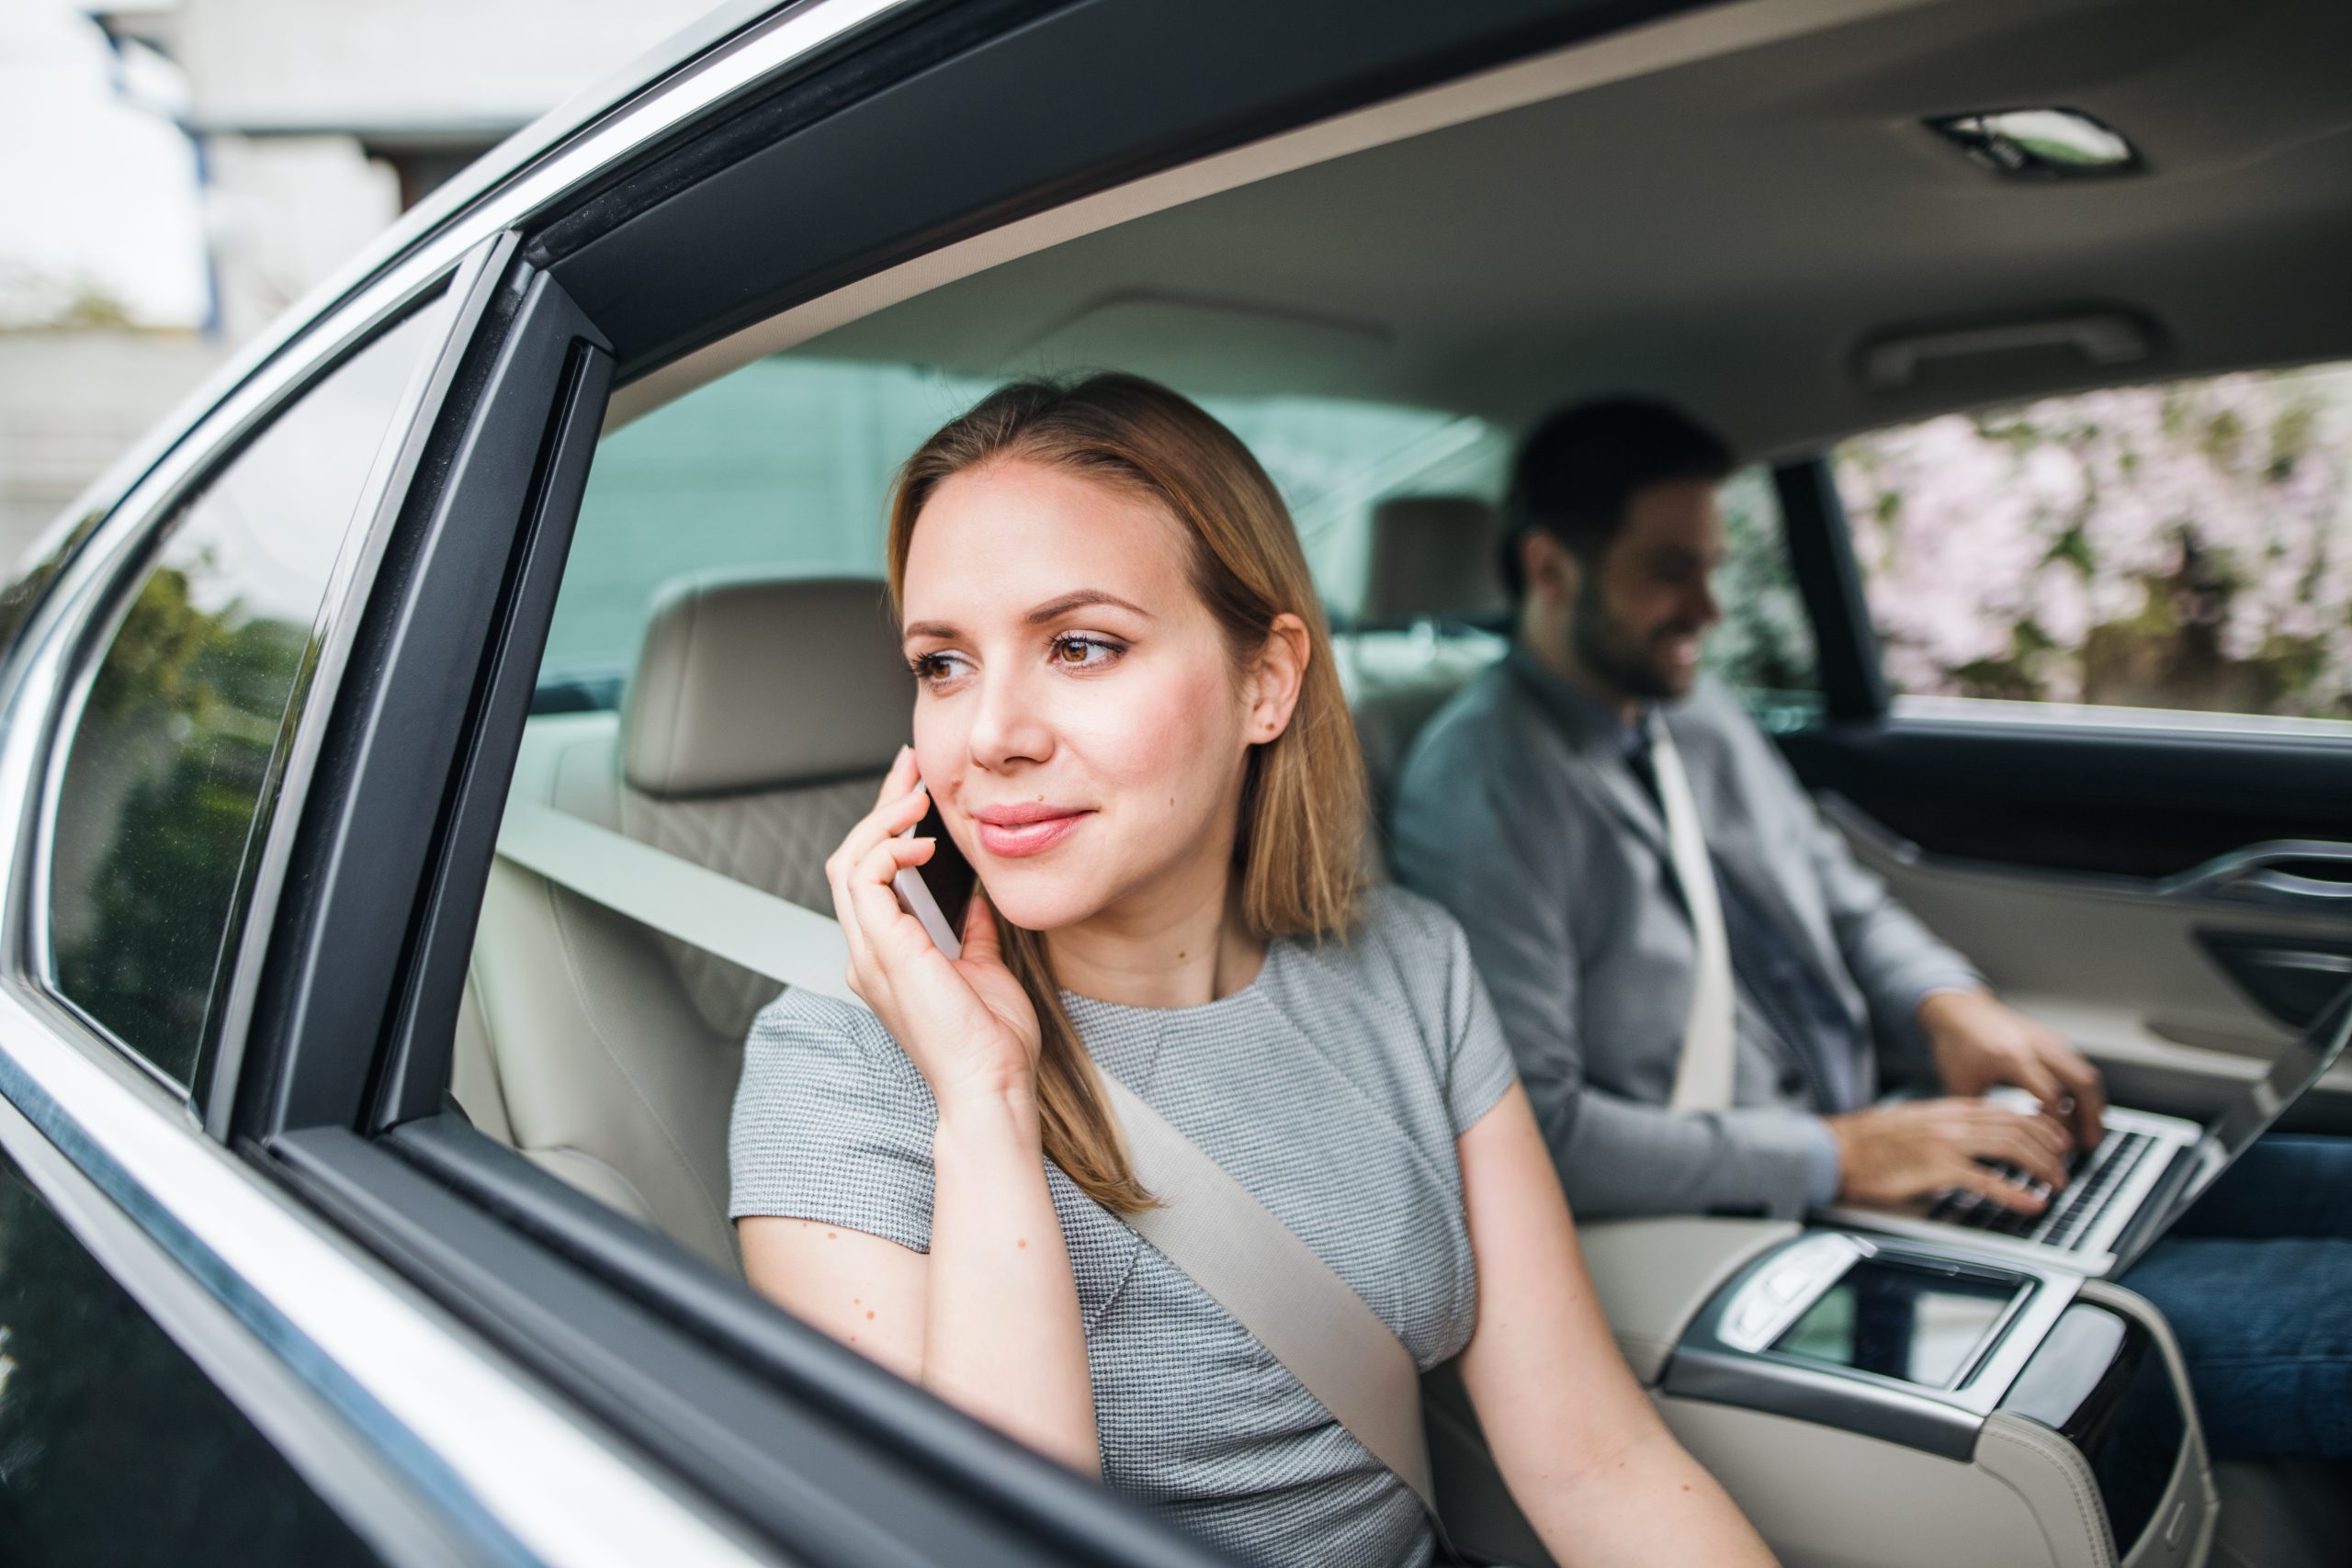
<box><xmin>1045</xmin><ymin>867</ymin><xmax>1264</xmax><ymax>1010</ymax></box>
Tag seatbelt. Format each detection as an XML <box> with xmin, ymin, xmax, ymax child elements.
<box><xmin>492</xmin><ymin>798</ymin><xmax>1440</xmax><ymax>1513</ymax></box>
<box><xmin>1102</xmin><ymin>1077</ymin><xmax>1435</xmax><ymax>1507</ymax></box>
<box><xmin>1647</xmin><ymin>720</ymin><xmax>1736</xmax><ymax>1113</ymax></box>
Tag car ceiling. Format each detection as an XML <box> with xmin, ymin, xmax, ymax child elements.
<box><xmin>797</xmin><ymin>0</ymin><xmax>2352</xmax><ymax>457</ymax></box>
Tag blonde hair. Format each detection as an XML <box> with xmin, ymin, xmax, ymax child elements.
<box><xmin>887</xmin><ymin>374</ymin><xmax>1367</xmax><ymax>1213</ymax></box>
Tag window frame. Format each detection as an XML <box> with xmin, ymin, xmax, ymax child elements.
<box><xmin>1775</xmin><ymin>454</ymin><xmax>1891</xmax><ymax>725</ymax></box>
<box><xmin>6</xmin><ymin>243</ymin><xmax>503</xmax><ymax>1128</ymax></box>
<box><xmin>26</xmin><ymin>278</ymin><xmax>483</xmax><ymax>1110</ymax></box>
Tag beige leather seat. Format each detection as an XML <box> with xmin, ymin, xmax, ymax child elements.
<box><xmin>455</xmin><ymin>573</ymin><xmax>910</xmax><ymax>1272</ymax></box>
<box><xmin>1333</xmin><ymin>495</ymin><xmax>1510</xmax><ymax>836</ymax></box>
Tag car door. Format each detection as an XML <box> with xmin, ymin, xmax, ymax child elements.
<box><xmin>1763</xmin><ymin>364</ymin><xmax>2352</xmax><ymax>1128</ymax></box>
<box><xmin>0</xmin><ymin>246</ymin><xmax>498</xmax><ymax>1566</ymax></box>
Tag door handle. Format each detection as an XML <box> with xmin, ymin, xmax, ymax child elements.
<box><xmin>2162</xmin><ymin>840</ymin><xmax>2352</xmax><ymax>910</ymax></box>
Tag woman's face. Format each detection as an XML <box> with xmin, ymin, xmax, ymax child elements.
<box><xmin>899</xmin><ymin>457</ymin><xmax>1291</xmax><ymax>933</ymax></box>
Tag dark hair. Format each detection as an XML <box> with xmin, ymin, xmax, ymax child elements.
<box><xmin>1500</xmin><ymin>399</ymin><xmax>1735</xmax><ymax>599</ymax></box>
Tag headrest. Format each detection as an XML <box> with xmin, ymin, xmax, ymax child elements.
<box><xmin>621</xmin><ymin>573</ymin><xmax>911</xmax><ymax>798</ymax></box>
<box><xmin>1356</xmin><ymin>495</ymin><xmax>1507</xmax><ymax>627</ymax></box>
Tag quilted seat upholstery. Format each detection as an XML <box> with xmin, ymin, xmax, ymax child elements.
<box><xmin>457</xmin><ymin>575</ymin><xmax>910</xmax><ymax>1272</ymax></box>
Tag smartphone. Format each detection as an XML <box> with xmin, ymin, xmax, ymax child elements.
<box><xmin>893</xmin><ymin>791</ymin><xmax>978</xmax><ymax>959</ymax></box>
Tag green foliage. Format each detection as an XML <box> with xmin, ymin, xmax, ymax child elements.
<box><xmin>52</xmin><ymin>565</ymin><xmax>309</xmax><ymax>1088</ymax></box>
<box><xmin>1703</xmin><ymin>468</ymin><xmax>1821</xmax><ymax>704</ymax></box>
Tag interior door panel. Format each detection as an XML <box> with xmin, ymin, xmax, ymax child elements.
<box><xmin>1781</xmin><ymin>714</ymin><xmax>2352</xmax><ymax>881</ymax></box>
<box><xmin>1781</xmin><ymin>717</ymin><xmax>2352</xmax><ymax>1133</ymax></box>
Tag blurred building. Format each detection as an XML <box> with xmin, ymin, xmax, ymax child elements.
<box><xmin>91</xmin><ymin>0</ymin><xmax>716</xmax><ymax>343</ymax></box>
<box><xmin>1</xmin><ymin>0</ymin><xmax>713</xmax><ymax>561</ymax></box>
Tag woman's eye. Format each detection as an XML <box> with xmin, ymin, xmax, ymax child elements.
<box><xmin>910</xmin><ymin>651</ymin><xmax>968</xmax><ymax>685</ymax></box>
<box><xmin>1049</xmin><ymin>634</ymin><xmax>1123</xmax><ymax>670</ymax></box>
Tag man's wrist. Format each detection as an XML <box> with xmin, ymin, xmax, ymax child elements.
<box><xmin>1914</xmin><ymin>982</ymin><xmax>1988</xmax><ymax>1028</ymax></box>
<box><xmin>1802</xmin><ymin>1114</ymin><xmax>1844</xmax><ymax>1208</ymax></box>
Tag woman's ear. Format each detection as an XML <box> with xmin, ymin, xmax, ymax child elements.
<box><xmin>1246</xmin><ymin>613</ymin><xmax>1312</xmax><ymax>745</ymax></box>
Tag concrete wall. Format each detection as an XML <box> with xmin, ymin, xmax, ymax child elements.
<box><xmin>176</xmin><ymin>0</ymin><xmax>719</xmax><ymax>132</ymax></box>
<box><xmin>0</xmin><ymin>333</ymin><xmax>225</xmax><ymax>566</ymax></box>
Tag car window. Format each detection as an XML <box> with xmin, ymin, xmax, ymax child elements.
<box><xmin>45</xmin><ymin>304</ymin><xmax>445</xmax><ymax>1094</ymax></box>
<box><xmin>541</xmin><ymin>354</ymin><xmax>1506</xmax><ymax>696</ymax></box>
<box><xmin>1834</xmin><ymin>361</ymin><xmax>2352</xmax><ymax>728</ymax></box>
<box><xmin>1706</xmin><ymin>463</ymin><xmax>1821</xmax><ymax>730</ymax></box>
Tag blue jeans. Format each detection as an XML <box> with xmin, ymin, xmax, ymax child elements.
<box><xmin>2118</xmin><ymin>1134</ymin><xmax>2352</xmax><ymax>1461</ymax></box>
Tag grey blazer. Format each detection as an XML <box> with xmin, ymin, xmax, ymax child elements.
<box><xmin>1387</xmin><ymin>649</ymin><xmax>1978</xmax><ymax>1218</ymax></box>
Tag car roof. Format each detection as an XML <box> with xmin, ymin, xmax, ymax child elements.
<box><xmin>777</xmin><ymin>0</ymin><xmax>2352</xmax><ymax>456</ymax></box>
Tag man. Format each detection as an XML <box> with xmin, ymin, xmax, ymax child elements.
<box><xmin>1389</xmin><ymin>399</ymin><xmax>2349</xmax><ymax>1461</ymax></box>
<box><xmin>1390</xmin><ymin>400</ymin><xmax>2093</xmax><ymax>1223</ymax></box>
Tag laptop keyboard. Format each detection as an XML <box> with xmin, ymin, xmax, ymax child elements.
<box><xmin>1927</xmin><ymin>1129</ymin><xmax>2159</xmax><ymax>1250</ymax></box>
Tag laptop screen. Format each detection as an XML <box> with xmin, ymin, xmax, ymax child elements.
<box><xmin>2169</xmin><ymin>988</ymin><xmax>2352</xmax><ymax>1222</ymax></box>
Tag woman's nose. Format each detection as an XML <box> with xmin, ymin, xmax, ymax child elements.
<box><xmin>966</xmin><ymin>666</ymin><xmax>1055</xmax><ymax>771</ymax></box>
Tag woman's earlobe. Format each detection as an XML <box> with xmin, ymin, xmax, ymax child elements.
<box><xmin>1249</xmin><ymin>612</ymin><xmax>1312</xmax><ymax>743</ymax></box>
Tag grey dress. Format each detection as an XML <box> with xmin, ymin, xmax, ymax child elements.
<box><xmin>729</xmin><ymin>886</ymin><xmax>1520</xmax><ymax>1568</ymax></box>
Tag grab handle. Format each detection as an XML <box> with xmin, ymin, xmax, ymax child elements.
<box><xmin>2161</xmin><ymin>840</ymin><xmax>2352</xmax><ymax>908</ymax></box>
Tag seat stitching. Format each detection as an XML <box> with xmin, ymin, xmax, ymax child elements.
<box><xmin>537</xmin><ymin>873</ymin><xmax>729</xmax><ymax>1238</ymax></box>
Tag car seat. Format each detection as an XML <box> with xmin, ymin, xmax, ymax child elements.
<box><xmin>1332</xmin><ymin>495</ymin><xmax>1509</xmax><ymax>841</ymax></box>
<box><xmin>456</xmin><ymin>573</ymin><xmax>910</xmax><ymax>1271</ymax></box>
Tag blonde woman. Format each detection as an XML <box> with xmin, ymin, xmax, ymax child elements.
<box><xmin>729</xmin><ymin>375</ymin><xmax>1771</xmax><ymax>1567</ymax></box>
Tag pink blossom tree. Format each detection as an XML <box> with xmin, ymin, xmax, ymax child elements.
<box><xmin>1837</xmin><ymin>366</ymin><xmax>2352</xmax><ymax>719</ymax></box>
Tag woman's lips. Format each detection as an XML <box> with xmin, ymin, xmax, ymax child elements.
<box><xmin>974</xmin><ymin>810</ymin><xmax>1091</xmax><ymax>858</ymax></box>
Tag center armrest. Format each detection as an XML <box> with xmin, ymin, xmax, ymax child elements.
<box><xmin>1577</xmin><ymin>1216</ymin><xmax>1799</xmax><ymax>1383</ymax></box>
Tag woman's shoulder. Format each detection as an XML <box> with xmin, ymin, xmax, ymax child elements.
<box><xmin>1282</xmin><ymin>884</ymin><xmax>1474</xmax><ymax>1016</ymax></box>
<box><xmin>1276</xmin><ymin>885</ymin><xmax>1512</xmax><ymax>1128</ymax></box>
<box><xmin>741</xmin><ymin>987</ymin><xmax>929</xmax><ymax>1103</ymax></box>
<box><xmin>730</xmin><ymin>987</ymin><xmax>937</xmax><ymax>1240</ymax></box>
<box><xmin>1348</xmin><ymin>883</ymin><xmax>1474</xmax><ymax>966</ymax></box>
<box><xmin>749</xmin><ymin>983</ymin><xmax>875</xmax><ymax>1046</ymax></box>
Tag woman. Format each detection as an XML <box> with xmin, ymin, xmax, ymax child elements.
<box><xmin>729</xmin><ymin>374</ymin><xmax>1771</xmax><ymax>1566</ymax></box>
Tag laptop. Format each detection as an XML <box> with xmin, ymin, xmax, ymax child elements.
<box><xmin>1821</xmin><ymin>991</ymin><xmax>2352</xmax><ymax>1277</ymax></box>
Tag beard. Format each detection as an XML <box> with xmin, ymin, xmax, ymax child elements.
<box><xmin>1570</xmin><ymin>576</ymin><xmax>1702</xmax><ymax>701</ymax></box>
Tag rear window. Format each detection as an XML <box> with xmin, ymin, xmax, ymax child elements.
<box><xmin>544</xmin><ymin>355</ymin><xmax>1506</xmax><ymax>695</ymax></box>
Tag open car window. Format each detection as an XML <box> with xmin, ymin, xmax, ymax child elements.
<box><xmin>1705</xmin><ymin>465</ymin><xmax>1820</xmax><ymax>729</ymax></box>
<box><xmin>1834</xmin><ymin>359</ymin><xmax>2352</xmax><ymax>732</ymax></box>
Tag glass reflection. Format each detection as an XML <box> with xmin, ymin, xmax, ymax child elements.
<box><xmin>49</xmin><ymin>302</ymin><xmax>442</xmax><ymax>1090</ymax></box>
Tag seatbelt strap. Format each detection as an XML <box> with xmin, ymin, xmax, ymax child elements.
<box><xmin>1648</xmin><ymin>719</ymin><xmax>1737</xmax><ymax>1113</ymax></box>
<box><xmin>492</xmin><ymin>798</ymin><xmax>1440</xmax><ymax>1514</ymax></box>
<box><xmin>494</xmin><ymin>795</ymin><xmax>853</xmax><ymax>997</ymax></box>
<box><xmin>1100</xmin><ymin>1077</ymin><xmax>1435</xmax><ymax>1508</ymax></box>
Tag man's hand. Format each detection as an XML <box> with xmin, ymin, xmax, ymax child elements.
<box><xmin>1918</xmin><ymin>987</ymin><xmax>2106</xmax><ymax>1149</ymax></box>
<box><xmin>1826</xmin><ymin>1099</ymin><xmax>2072</xmax><ymax>1212</ymax></box>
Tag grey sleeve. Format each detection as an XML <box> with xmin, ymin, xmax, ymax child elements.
<box><xmin>1437</xmin><ymin>912</ymin><xmax>1521</xmax><ymax>1136</ymax></box>
<box><xmin>1391</xmin><ymin>756</ymin><xmax>1822</xmax><ymax>1220</ymax></box>
<box><xmin>728</xmin><ymin>989</ymin><xmax>938</xmax><ymax>1253</ymax></box>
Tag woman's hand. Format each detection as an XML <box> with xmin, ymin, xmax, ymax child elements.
<box><xmin>826</xmin><ymin>747</ymin><xmax>1042</xmax><ymax>1108</ymax></box>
